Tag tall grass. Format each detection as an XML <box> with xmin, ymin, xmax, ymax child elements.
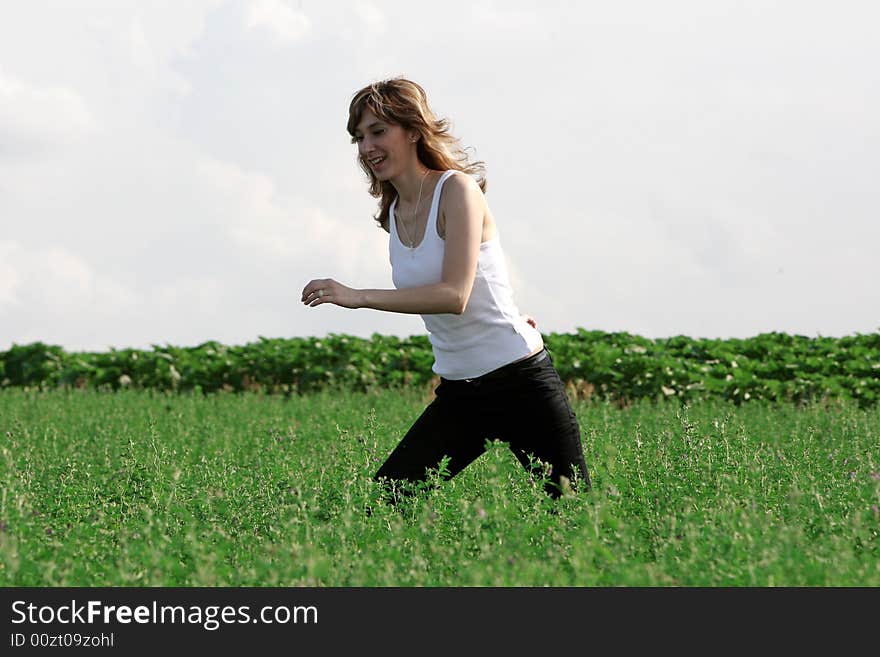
<box><xmin>1</xmin><ymin>387</ymin><xmax>877</xmax><ymax>585</ymax></box>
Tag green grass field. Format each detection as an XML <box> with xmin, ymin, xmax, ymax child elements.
<box><xmin>1</xmin><ymin>387</ymin><xmax>878</xmax><ymax>586</ymax></box>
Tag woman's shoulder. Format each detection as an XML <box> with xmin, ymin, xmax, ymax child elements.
<box><xmin>444</xmin><ymin>168</ymin><xmax>474</xmax><ymax>182</ymax></box>
<box><xmin>437</xmin><ymin>173</ymin><xmax>483</xmax><ymax>223</ymax></box>
<box><xmin>442</xmin><ymin>169</ymin><xmax>482</xmax><ymax>197</ymax></box>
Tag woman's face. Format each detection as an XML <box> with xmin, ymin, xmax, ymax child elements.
<box><xmin>353</xmin><ymin>108</ymin><xmax>415</xmax><ymax>180</ymax></box>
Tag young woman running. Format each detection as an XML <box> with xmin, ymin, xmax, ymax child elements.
<box><xmin>302</xmin><ymin>77</ymin><xmax>590</xmax><ymax>501</ymax></box>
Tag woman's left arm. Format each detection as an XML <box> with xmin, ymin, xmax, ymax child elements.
<box><xmin>302</xmin><ymin>174</ymin><xmax>483</xmax><ymax>315</ymax></box>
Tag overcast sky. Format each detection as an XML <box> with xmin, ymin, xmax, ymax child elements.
<box><xmin>1</xmin><ymin>0</ymin><xmax>878</xmax><ymax>353</ymax></box>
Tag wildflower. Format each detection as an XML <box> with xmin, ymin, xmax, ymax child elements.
<box><xmin>559</xmin><ymin>475</ymin><xmax>574</xmax><ymax>497</ymax></box>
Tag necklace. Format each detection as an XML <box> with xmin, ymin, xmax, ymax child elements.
<box><xmin>397</xmin><ymin>168</ymin><xmax>429</xmax><ymax>249</ymax></box>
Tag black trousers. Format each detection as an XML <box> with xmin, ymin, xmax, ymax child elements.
<box><xmin>374</xmin><ymin>348</ymin><xmax>591</xmax><ymax>500</ymax></box>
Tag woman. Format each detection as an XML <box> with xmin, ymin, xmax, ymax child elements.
<box><xmin>301</xmin><ymin>77</ymin><xmax>590</xmax><ymax>501</ymax></box>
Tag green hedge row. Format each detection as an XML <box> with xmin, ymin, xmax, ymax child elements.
<box><xmin>2</xmin><ymin>330</ymin><xmax>880</xmax><ymax>407</ymax></box>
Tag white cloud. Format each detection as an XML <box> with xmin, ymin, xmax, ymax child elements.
<box><xmin>0</xmin><ymin>241</ymin><xmax>138</xmax><ymax>348</ymax></box>
<box><xmin>246</xmin><ymin>0</ymin><xmax>312</xmax><ymax>44</ymax></box>
<box><xmin>355</xmin><ymin>1</ymin><xmax>386</xmax><ymax>37</ymax></box>
<box><xmin>0</xmin><ymin>241</ymin><xmax>22</xmax><ymax>306</ymax></box>
<box><xmin>129</xmin><ymin>16</ymin><xmax>191</xmax><ymax>97</ymax></box>
<box><xmin>44</xmin><ymin>246</ymin><xmax>94</xmax><ymax>299</ymax></box>
<box><xmin>0</xmin><ymin>238</ymin><xmax>244</xmax><ymax>352</ymax></box>
<box><xmin>151</xmin><ymin>276</ymin><xmax>223</xmax><ymax>315</ymax></box>
<box><xmin>0</xmin><ymin>69</ymin><xmax>96</xmax><ymax>156</ymax></box>
<box><xmin>195</xmin><ymin>156</ymin><xmax>384</xmax><ymax>277</ymax></box>
<box><xmin>470</xmin><ymin>1</ymin><xmax>545</xmax><ymax>35</ymax></box>
<box><xmin>1</xmin><ymin>1</ymin><xmax>879</xmax><ymax>351</ymax></box>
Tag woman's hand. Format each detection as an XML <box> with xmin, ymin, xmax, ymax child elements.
<box><xmin>523</xmin><ymin>314</ymin><xmax>538</xmax><ymax>329</ymax></box>
<box><xmin>302</xmin><ymin>278</ymin><xmax>364</xmax><ymax>309</ymax></box>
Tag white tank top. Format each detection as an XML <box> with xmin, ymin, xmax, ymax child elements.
<box><xmin>389</xmin><ymin>170</ymin><xmax>544</xmax><ymax>380</ymax></box>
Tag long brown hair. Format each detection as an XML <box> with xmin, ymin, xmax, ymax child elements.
<box><xmin>346</xmin><ymin>77</ymin><xmax>487</xmax><ymax>232</ymax></box>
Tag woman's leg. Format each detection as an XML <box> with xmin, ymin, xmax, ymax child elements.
<box><xmin>486</xmin><ymin>355</ymin><xmax>591</xmax><ymax>498</ymax></box>
<box><xmin>373</xmin><ymin>379</ymin><xmax>488</xmax><ymax>503</ymax></box>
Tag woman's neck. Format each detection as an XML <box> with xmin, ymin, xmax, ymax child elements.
<box><xmin>392</xmin><ymin>165</ymin><xmax>434</xmax><ymax>205</ymax></box>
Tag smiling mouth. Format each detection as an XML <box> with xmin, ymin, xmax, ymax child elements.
<box><xmin>368</xmin><ymin>156</ymin><xmax>386</xmax><ymax>167</ymax></box>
